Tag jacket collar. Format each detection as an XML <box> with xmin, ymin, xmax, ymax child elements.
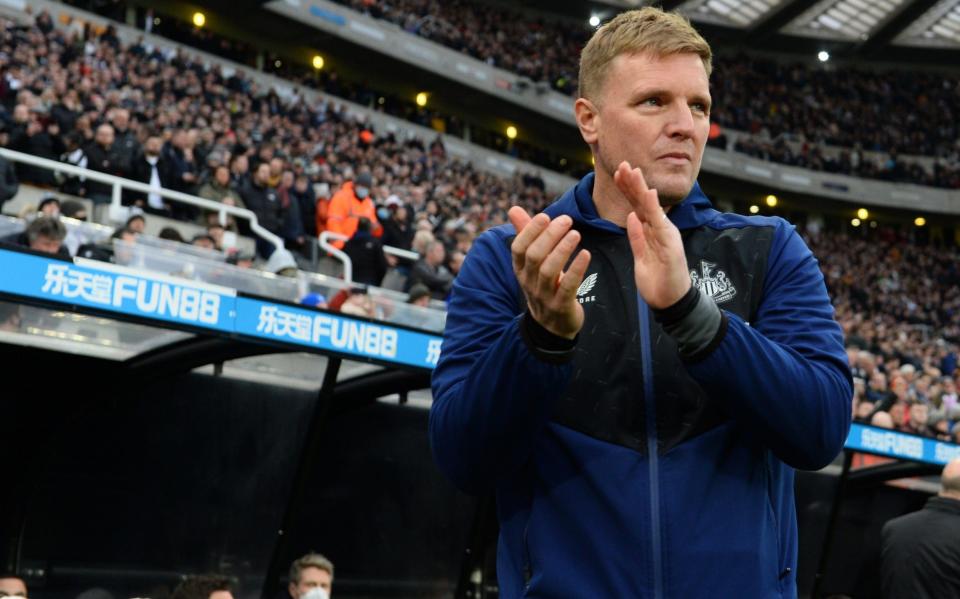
<box><xmin>927</xmin><ymin>495</ymin><xmax>960</xmax><ymax>515</ymax></box>
<box><xmin>544</xmin><ymin>171</ymin><xmax>718</xmax><ymax>234</ymax></box>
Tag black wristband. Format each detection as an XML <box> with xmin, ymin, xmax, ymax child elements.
<box><xmin>652</xmin><ymin>284</ymin><xmax>700</xmax><ymax>326</ymax></box>
<box><xmin>519</xmin><ymin>311</ymin><xmax>578</xmax><ymax>364</ymax></box>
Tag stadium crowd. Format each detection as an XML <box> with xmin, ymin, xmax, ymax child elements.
<box><xmin>811</xmin><ymin>228</ymin><xmax>960</xmax><ymax>441</ymax></box>
<box><xmin>0</xmin><ymin>12</ymin><xmax>550</xmax><ymax>282</ymax></box>
<box><xmin>335</xmin><ymin>0</ymin><xmax>960</xmax><ymax>189</ymax></box>
<box><xmin>1</xmin><ymin>10</ymin><xmax>959</xmax><ymax>441</ymax></box>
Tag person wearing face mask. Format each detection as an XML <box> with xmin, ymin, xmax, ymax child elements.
<box><xmin>287</xmin><ymin>553</ymin><xmax>334</xmax><ymax>599</ymax></box>
<box><xmin>325</xmin><ymin>171</ymin><xmax>381</xmax><ymax>249</ymax></box>
<box><xmin>126</xmin><ymin>134</ymin><xmax>175</xmax><ymax>215</ymax></box>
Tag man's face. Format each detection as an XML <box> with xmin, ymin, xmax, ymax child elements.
<box><xmin>0</xmin><ymin>577</ymin><xmax>27</xmax><ymax>597</ymax></box>
<box><xmin>145</xmin><ymin>137</ymin><xmax>162</xmax><ymax>156</ymax></box>
<box><xmin>289</xmin><ymin>567</ymin><xmax>332</xmax><ymax>598</ymax></box>
<box><xmin>578</xmin><ymin>52</ymin><xmax>711</xmax><ymax>205</ymax></box>
<box><xmin>215</xmin><ymin>167</ymin><xmax>230</xmax><ymax>186</ymax></box>
<box><xmin>910</xmin><ymin>403</ymin><xmax>928</xmax><ymax>422</ymax></box>
<box><xmin>256</xmin><ymin>164</ymin><xmax>270</xmax><ymax>184</ymax></box>
<box><xmin>96</xmin><ymin>125</ymin><xmax>114</xmax><ymax>148</ymax></box>
<box><xmin>30</xmin><ymin>234</ymin><xmax>61</xmax><ymax>254</ymax></box>
<box><xmin>209</xmin><ymin>591</ymin><xmax>233</xmax><ymax>599</ymax></box>
<box><xmin>113</xmin><ymin>109</ymin><xmax>129</xmax><ymax>130</ymax></box>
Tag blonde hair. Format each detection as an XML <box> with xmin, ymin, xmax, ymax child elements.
<box><xmin>578</xmin><ymin>7</ymin><xmax>712</xmax><ymax>101</ymax></box>
<box><xmin>289</xmin><ymin>552</ymin><xmax>335</xmax><ymax>582</ymax></box>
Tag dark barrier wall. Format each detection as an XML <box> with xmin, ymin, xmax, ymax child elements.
<box><xmin>0</xmin><ymin>343</ymin><xmax>473</xmax><ymax>599</ymax></box>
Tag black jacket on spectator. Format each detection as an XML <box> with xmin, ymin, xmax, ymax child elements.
<box><xmin>239</xmin><ymin>181</ymin><xmax>284</xmax><ymax>235</ymax></box>
<box><xmin>406</xmin><ymin>259</ymin><xmax>453</xmax><ymax>299</ymax></box>
<box><xmin>0</xmin><ymin>155</ymin><xmax>18</xmax><ymax>210</ymax></box>
<box><xmin>290</xmin><ymin>185</ymin><xmax>317</xmax><ymax>237</ymax></box>
<box><xmin>881</xmin><ymin>496</ymin><xmax>960</xmax><ymax>599</ymax></box>
<box><xmin>112</xmin><ymin>128</ymin><xmax>139</xmax><ymax>174</ymax></box>
<box><xmin>83</xmin><ymin>141</ymin><xmax>124</xmax><ymax>199</ymax></box>
<box><xmin>277</xmin><ymin>186</ymin><xmax>305</xmax><ymax>244</ymax></box>
<box><xmin>9</xmin><ymin>124</ymin><xmax>65</xmax><ymax>186</ymax></box>
<box><xmin>124</xmin><ymin>154</ymin><xmax>175</xmax><ymax>207</ymax></box>
<box><xmin>382</xmin><ymin>217</ymin><xmax>414</xmax><ymax>251</ymax></box>
<box><xmin>343</xmin><ymin>230</ymin><xmax>388</xmax><ymax>287</ymax></box>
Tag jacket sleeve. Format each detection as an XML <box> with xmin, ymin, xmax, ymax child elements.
<box><xmin>429</xmin><ymin>229</ymin><xmax>574</xmax><ymax>494</ymax></box>
<box><xmin>685</xmin><ymin>220</ymin><xmax>853</xmax><ymax>470</ymax></box>
<box><xmin>325</xmin><ymin>191</ymin><xmax>350</xmax><ymax>248</ymax></box>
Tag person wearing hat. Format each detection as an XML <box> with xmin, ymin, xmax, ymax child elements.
<box><xmin>382</xmin><ymin>195</ymin><xmax>414</xmax><ymax>255</ymax></box>
<box><xmin>325</xmin><ymin>171</ymin><xmax>381</xmax><ymax>250</ymax></box>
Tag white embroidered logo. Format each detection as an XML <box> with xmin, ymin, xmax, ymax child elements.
<box><xmin>690</xmin><ymin>260</ymin><xmax>737</xmax><ymax>304</ymax></box>
<box><xmin>577</xmin><ymin>273</ymin><xmax>598</xmax><ymax>304</ymax></box>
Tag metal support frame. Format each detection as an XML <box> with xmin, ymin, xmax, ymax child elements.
<box><xmin>261</xmin><ymin>357</ymin><xmax>342</xmax><ymax>599</ymax></box>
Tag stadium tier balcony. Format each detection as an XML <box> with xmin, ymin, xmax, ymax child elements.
<box><xmin>267</xmin><ymin>0</ymin><xmax>960</xmax><ymax>193</ymax></box>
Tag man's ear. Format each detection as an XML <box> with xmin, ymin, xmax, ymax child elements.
<box><xmin>575</xmin><ymin>97</ymin><xmax>600</xmax><ymax>146</ymax></box>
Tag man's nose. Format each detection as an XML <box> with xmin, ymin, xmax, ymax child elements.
<box><xmin>664</xmin><ymin>101</ymin><xmax>696</xmax><ymax>139</ymax></box>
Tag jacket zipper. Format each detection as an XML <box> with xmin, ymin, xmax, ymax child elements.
<box><xmin>638</xmin><ymin>294</ymin><xmax>664</xmax><ymax>599</ymax></box>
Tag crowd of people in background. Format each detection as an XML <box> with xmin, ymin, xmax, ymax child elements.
<box><xmin>809</xmin><ymin>228</ymin><xmax>960</xmax><ymax>442</ymax></box>
<box><xmin>336</xmin><ymin>0</ymin><xmax>960</xmax><ymax>189</ymax></box>
<box><xmin>0</xmin><ymin>12</ymin><xmax>550</xmax><ymax>299</ymax></box>
<box><xmin>1</xmin><ymin>10</ymin><xmax>959</xmax><ymax>440</ymax></box>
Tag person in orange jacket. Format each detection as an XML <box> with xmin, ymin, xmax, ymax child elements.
<box><xmin>325</xmin><ymin>172</ymin><xmax>381</xmax><ymax>249</ymax></box>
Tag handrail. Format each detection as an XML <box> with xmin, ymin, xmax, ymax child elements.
<box><xmin>0</xmin><ymin>147</ymin><xmax>285</xmax><ymax>254</ymax></box>
<box><xmin>318</xmin><ymin>231</ymin><xmax>421</xmax><ymax>285</ymax></box>
<box><xmin>318</xmin><ymin>231</ymin><xmax>353</xmax><ymax>283</ymax></box>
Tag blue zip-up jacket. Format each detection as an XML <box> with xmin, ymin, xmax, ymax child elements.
<box><xmin>430</xmin><ymin>173</ymin><xmax>852</xmax><ymax>598</ymax></box>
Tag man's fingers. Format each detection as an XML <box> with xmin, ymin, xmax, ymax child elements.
<box><xmin>507</xmin><ymin>206</ymin><xmax>533</xmax><ymax>233</ymax></box>
<box><xmin>557</xmin><ymin>249</ymin><xmax>591</xmax><ymax>299</ymax></box>
<box><xmin>537</xmin><ymin>229</ymin><xmax>581</xmax><ymax>291</ymax></box>
<box><xmin>615</xmin><ymin>161</ymin><xmax>666</xmax><ymax>228</ymax></box>
<box><xmin>524</xmin><ymin>215</ymin><xmax>573</xmax><ymax>270</ymax></box>
<box><xmin>626</xmin><ymin>211</ymin><xmax>646</xmax><ymax>262</ymax></box>
<box><xmin>510</xmin><ymin>211</ymin><xmax>550</xmax><ymax>269</ymax></box>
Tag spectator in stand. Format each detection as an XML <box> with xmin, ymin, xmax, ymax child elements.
<box><xmin>125</xmin><ymin>213</ymin><xmax>146</xmax><ymax>235</ymax></box>
<box><xmin>230</xmin><ymin>154</ymin><xmax>251</xmax><ymax>190</ymax></box>
<box><xmin>60</xmin><ymin>199</ymin><xmax>87</xmax><ymax>221</ymax></box>
<box><xmin>905</xmin><ymin>403</ymin><xmax>931</xmax><ymax>436</ymax></box>
<box><xmin>406</xmin><ymin>240</ymin><xmax>452</xmax><ymax>300</ymax></box>
<box><xmin>83</xmin><ymin>124</ymin><xmax>122</xmax><ymax>205</ymax></box>
<box><xmin>288</xmin><ymin>553</ymin><xmax>334</xmax><ymax>599</ymax></box>
<box><xmin>38</xmin><ymin>195</ymin><xmax>60</xmax><ymax>217</ymax></box>
<box><xmin>0</xmin><ymin>575</ymin><xmax>27</xmax><ymax>598</ymax></box>
<box><xmin>291</xmin><ymin>173</ymin><xmax>317</xmax><ymax>239</ymax></box>
<box><xmin>192</xmin><ymin>233</ymin><xmax>217</xmax><ymax>250</ymax></box>
<box><xmin>127</xmin><ymin>134</ymin><xmax>175</xmax><ymax>215</ymax></box>
<box><xmin>277</xmin><ymin>170</ymin><xmax>306</xmax><ymax>253</ymax></box>
<box><xmin>382</xmin><ymin>196</ymin><xmax>414</xmax><ymax>252</ymax></box>
<box><xmin>199</xmin><ymin>165</ymin><xmax>243</xmax><ymax>208</ymax></box>
<box><xmin>314</xmin><ymin>182</ymin><xmax>331</xmax><ymax>236</ymax></box>
<box><xmin>0</xmin><ymin>215</ymin><xmax>69</xmax><ymax>257</ymax></box>
<box><xmin>326</xmin><ymin>172</ymin><xmax>380</xmax><ymax>249</ymax></box>
<box><xmin>8</xmin><ymin>104</ymin><xmax>65</xmax><ymax>187</ymax></box>
<box><xmin>343</xmin><ymin>217</ymin><xmax>388</xmax><ymax>286</ymax></box>
<box><xmin>240</xmin><ymin>162</ymin><xmax>286</xmax><ymax>259</ymax></box>
<box><xmin>158</xmin><ymin>226</ymin><xmax>186</xmax><ymax>243</ymax></box>
<box><xmin>109</xmin><ymin>108</ymin><xmax>138</xmax><ymax>173</ymax></box>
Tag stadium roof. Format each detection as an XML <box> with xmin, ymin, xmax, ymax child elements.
<box><xmin>589</xmin><ymin>0</ymin><xmax>960</xmax><ymax>51</ymax></box>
